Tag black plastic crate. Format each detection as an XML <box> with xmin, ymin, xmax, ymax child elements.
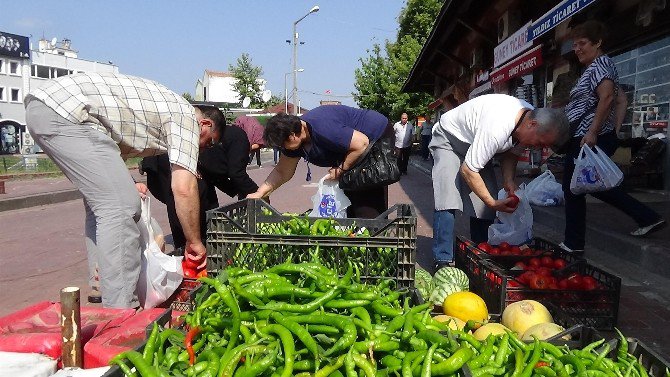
<box><xmin>477</xmin><ymin>258</ymin><xmax>621</xmax><ymax>330</ymax></box>
<box><xmin>605</xmin><ymin>337</ymin><xmax>670</xmax><ymax>377</ymax></box>
<box><xmin>206</xmin><ymin>199</ymin><xmax>417</xmax><ymax>288</ymax></box>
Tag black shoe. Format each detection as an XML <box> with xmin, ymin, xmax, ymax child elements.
<box><xmin>558</xmin><ymin>242</ymin><xmax>584</xmax><ymax>256</ymax></box>
<box><xmin>434</xmin><ymin>260</ymin><xmax>455</xmax><ymax>271</ymax></box>
<box><xmin>630</xmin><ymin>219</ymin><xmax>666</xmax><ymax>236</ymax></box>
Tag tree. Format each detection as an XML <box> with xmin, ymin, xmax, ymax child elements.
<box><xmin>354</xmin><ymin>0</ymin><xmax>443</xmax><ymax>120</ymax></box>
<box><xmin>229</xmin><ymin>53</ymin><xmax>265</xmax><ymax>108</ymax></box>
<box><xmin>182</xmin><ymin>92</ymin><xmax>193</xmax><ymax>102</ymax></box>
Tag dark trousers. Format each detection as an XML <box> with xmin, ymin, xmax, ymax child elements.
<box><xmin>421</xmin><ymin>135</ymin><xmax>432</xmax><ymax>160</ymax></box>
<box><xmin>397</xmin><ymin>147</ymin><xmax>411</xmax><ymax>174</ymax></box>
<box><xmin>273</xmin><ymin>148</ymin><xmax>280</xmax><ymax>164</ymax></box>
<box><xmin>249</xmin><ymin>149</ymin><xmax>261</xmax><ymax>166</ymax></box>
<box><xmin>562</xmin><ymin>132</ymin><xmax>660</xmax><ymax>249</ymax></box>
<box><xmin>345</xmin><ymin>185</ymin><xmax>388</xmax><ymax>219</ymax></box>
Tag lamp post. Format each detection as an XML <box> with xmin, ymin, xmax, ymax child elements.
<box><xmin>292</xmin><ymin>5</ymin><xmax>319</xmax><ymax>115</ymax></box>
<box><xmin>285</xmin><ymin>69</ymin><xmax>304</xmax><ymax>114</ymax></box>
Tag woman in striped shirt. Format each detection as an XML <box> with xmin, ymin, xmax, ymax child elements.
<box><xmin>560</xmin><ymin>21</ymin><xmax>665</xmax><ymax>254</ymax></box>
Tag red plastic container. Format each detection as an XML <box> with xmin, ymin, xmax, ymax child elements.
<box><xmin>0</xmin><ymin>301</ymin><xmax>135</xmax><ymax>359</ymax></box>
<box><xmin>84</xmin><ymin>308</ymin><xmax>166</xmax><ymax>368</ymax></box>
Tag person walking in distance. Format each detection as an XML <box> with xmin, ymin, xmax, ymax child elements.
<box><xmin>393</xmin><ymin>113</ymin><xmax>413</xmax><ymax>175</ymax></box>
<box><xmin>420</xmin><ymin>113</ymin><xmax>434</xmax><ymax>161</ymax></box>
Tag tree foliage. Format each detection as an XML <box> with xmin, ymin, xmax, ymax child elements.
<box><xmin>354</xmin><ymin>0</ymin><xmax>443</xmax><ymax>120</ymax></box>
<box><xmin>182</xmin><ymin>92</ymin><xmax>194</xmax><ymax>102</ymax></box>
<box><xmin>229</xmin><ymin>53</ymin><xmax>265</xmax><ymax>108</ymax></box>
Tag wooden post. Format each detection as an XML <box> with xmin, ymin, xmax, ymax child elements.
<box><xmin>61</xmin><ymin>287</ymin><xmax>83</xmax><ymax>368</ymax></box>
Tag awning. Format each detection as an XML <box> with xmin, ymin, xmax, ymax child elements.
<box><xmin>491</xmin><ymin>45</ymin><xmax>543</xmax><ymax>85</ymax></box>
<box><xmin>428</xmin><ymin>98</ymin><xmax>444</xmax><ymax>110</ymax></box>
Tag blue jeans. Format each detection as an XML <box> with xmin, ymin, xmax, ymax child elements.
<box><xmin>432</xmin><ymin>210</ymin><xmax>493</xmax><ymax>262</ymax></box>
<box><xmin>562</xmin><ymin>132</ymin><xmax>661</xmax><ymax>249</ymax></box>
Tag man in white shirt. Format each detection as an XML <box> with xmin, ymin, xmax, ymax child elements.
<box><xmin>393</xmin><ymin>113</ymin><xmax>414</xmax><ymax>174</ymax></box>
<box><xmin>429</xmin><ymin>94</ymin><xmax>569</xmax><ymax>269</ymax></box>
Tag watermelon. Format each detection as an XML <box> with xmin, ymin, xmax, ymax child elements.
<box><xmin>414</xmin><ymin>268</ymin><xmax>433</xmax><ymax>299</ymax></box>
<box><xmin>432</xmin><ymin>267</ymin><xmax>469</xmax><ymax>292</ymax></box>
<box><xmin>429</xmin><ymin>282</ymin><xmax>463</xmax><ymax>306</ymax></box>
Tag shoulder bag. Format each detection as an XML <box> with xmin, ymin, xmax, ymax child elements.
<box><xmin>339</xmin><ymin>135</ymin><xmax>401</xmax><ymax>191</ymax></box>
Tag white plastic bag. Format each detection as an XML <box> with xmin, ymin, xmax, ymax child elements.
<box><xmin>137</xmin><ymin>197</ymin><xmax>183</xmax><ymax>308</ymax></box>
<box><xmin>309</xmin><ymin>175</ymin><xmax>351</xmax><ymax>218</ymax></box>
<box><xmin>570</xmin><ymin>145</ymin><xmax>624</xmax><ymax>195</ymax></box>
<box><xmin>488</xmin><ymin>186</ymin><xmax>533</xmax><ymax>246</ymax></box>
<box><xmin>525</xmin><ymin>170</ymin><xmax>564</xmax><ymax>206</ymax></box>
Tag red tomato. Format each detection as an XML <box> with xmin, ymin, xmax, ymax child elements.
<box><xmin>489</xmin><ymin>247</ymin><xmax>501</xmax><ymax>255</ymax></box>
<box><xmin>558</xmin><ymin>279</ymin><xmax>569</xmax><ymax>290</ymax></box>
<box><xmin>540</xmin><ymin>256</ymin><xmax>554</xmax><ymax>267</ymax></box>
<box><xmin>535</xmin><ymin>362</ymin><xmax>550</xmax><ymax>368</ymax></box>
<box><xmin>518</xmin><ymin>271</ymin><xmax>535</xmax><ymax>285</ymax></box>
<box><xmin>507</xmin><ymin>193</ymin><xmax>520</xmax><ymax>208</ymax></box>
<box><xmin>183</xmin><ymin>268</ymin><xmax>197</xmax><ymax>279</ymax></box>
<box><xmin>196</xmin><ymin>270</ymin><xmax>208</xmax><ymax>278</ymax></box>
<box><xmin>499</xmin><ymin>242</ymin><xmax>511</xmax><ymax>250</ymax></box>
<box><xmin>530</xmin><ymin>274</ymin><xmax>549</xmax><ymax>290</ymax></box>
<box><xmin>511</xmin><ymin>246</ymin><xmax>522</xmax><ymax>255</ymax></box>
<box><xmin>536</xmin><ymin>267</ymin><xmax>552</xmax><ymax>276</ymax></box>
<box><xmin>547</xmin><ymin>282</ymin><xmax>559</xmax><ymax>290</ymax></box>
<box><xmin>507</xmin><ymin>280</ymin><xmax>522</xmax><ymax>288</ymax></box>
<box><xmin>566</xmin><ymin>273</ymin><xmax>584</xmax><ymax>290</ymax></box>
<box><xmin>581</xmin><ymin>276</ymin><xmax>598</xmax><ymax>290</ymax></box>
<box><xmin>528</xmin><ymin>258</ymin><xmax>541</xmax><ymax>268</ymax></box>
<box><xmin>500</xmin><ymin>249</ymin><xmax>512</xmax><ymax>256</ymax></box>
<box><xmin>183</xmin><ymin>258</ymin><xmax>199</xmax><ymax>271</ymax></box>
<box><xmin>477</xmin><ymin>242</ymin><xmax>492</xmax><ymax>252</ymax></box>
<box><xmin>553</xmin><ymin>258</ymin><xmax>567</xmax><ymax>270</ymax></box>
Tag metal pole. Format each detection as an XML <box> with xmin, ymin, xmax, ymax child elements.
<box><xmin>292</xmin><ymin>22</ymin><xmax>298</xmax><ymax>115</ymax></box>
<box><xmin>284</xmin><ymin>73</ymin><xmax>289</xmax><ymax>114</ymax></box>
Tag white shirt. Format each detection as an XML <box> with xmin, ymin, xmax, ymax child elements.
<box><xmin>393</xmin><ymin>121</ymin><xmax>414</xmax><ymax>148</ymax></box>
<box><xmin>431</xmin><ymin>94</ymin><xmax>533</xmax><ymax>172</ymax></box>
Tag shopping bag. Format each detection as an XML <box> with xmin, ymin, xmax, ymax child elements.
<box><xmin>570</xmin><ymin>145</ymin><xmax>624</xmax><ymax>195</ymax></box>
<box><xmin>309</xmin><ymin>175</ymin><xmax>351</xmax><ymax>218</ymax></box>
<box><xmin>525</xmin><ymin>170</ymin><xmax>564</xmax><ymax>206</ymax></box>
<box><xmin>488</xmin><ymin>185</ymin><xmax>533</xmax><ymax>246</ymax></box>
<box><xmin>137</xmin><ymin>197</ymin><xmax>183</xmax><ymax>308</ymax></box>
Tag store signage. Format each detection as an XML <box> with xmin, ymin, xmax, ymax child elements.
<box><xmin>491</xmin><ymin>45</ymin><xmax>543</xmax><ymax>85</ymax></box>
<box><xmin>475</xmin><ymin>70</ymin><xmax>490</xmax><ymax>85</ymax></box>
<box><xmin>649</xmin><ymin>121</ymin><xmax>668</xmax><ymax>128</ymax></box>
<box><xmin>0</xmin><ymin>31</ymin><xmax>30</xmax><ymax>59</ymax></box>
<box><xmin>528</xmin><ymin>0</ymin><xmax>596</xmax><ymax>41</ymax></box>
<box><xmin>494</xmin><ymin>22</ymin><xmax>532</xmax><ymax>68</ymax></box>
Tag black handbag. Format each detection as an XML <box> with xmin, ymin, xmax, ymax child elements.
<box><xmin>339</xmin><ymin>136</ymin><xmax>401</xmax><ymax>191</ymax></box>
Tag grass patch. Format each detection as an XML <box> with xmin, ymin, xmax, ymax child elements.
<box><xmin>0</xmin><ymin>155</ymin><xmax>144</xmax><ymax>175</ymax></box>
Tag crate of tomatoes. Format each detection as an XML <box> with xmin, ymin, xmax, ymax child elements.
<box><xmin>476</xmin><ymin>256</ymin><xmax>621</xmax><ymax>330</ymax></box>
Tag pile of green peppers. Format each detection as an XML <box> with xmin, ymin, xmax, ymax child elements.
<box><xmin>233</xmin><ymin>214</ymin><xmax>396</xmax><ymax>280</ymax></box>
<box><xmin>111</xmin><ymin>261</ymin><xmax>663</xmax><ymax>377</ymax></box>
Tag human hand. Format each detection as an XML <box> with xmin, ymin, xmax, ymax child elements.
<box><xmin>184</xmin><ymin>241</ymin><xmax>207</xmax><ymax>270</ymax></box>
<box><xmin>135</xmin><ymin>183</ymin><xmax>148</xmax><ymax>199</ymax></box>
<box><xmin>503</xmin><ymin>181</ymin><xmax>518</xmax><ymax>195</ymax></box>
<box><xmin>490</xmin><ymin>198</ymin><xmax>518</xmax><ymax>213</ymax></box>
<box><xmin>246</xmin><ymin>191</ymin><xmax>264</xmax><ymax>199</ymax></box>
<box><xmin>580</xmin><ymin>132</ymin><xmax>597</xmax><ymax>147</ymax></box>
<box><xmin>328</xmin><ymin>167</ymin><xmax>344</xmax><ymax>180</ymax></box>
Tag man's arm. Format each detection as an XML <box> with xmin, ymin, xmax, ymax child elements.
<box><xmin>171</xmin><ymin>165</ymin><xmax>206</xmax><ymax>266</ymax></box>
<box><xmin>460</xmin><ymin>162</ymin><xmax>518</xmax><ymax>213</ymax></box>
<box><xmin>499</xmin><ymin>150</ymin><xmax>519</xmax><ymax>193</ymax></box>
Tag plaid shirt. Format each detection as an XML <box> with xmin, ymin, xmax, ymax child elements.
<box><xmin>25</xmin><ymin>72</ymin><xmax>200</xmax><ymax>174</ymax></box>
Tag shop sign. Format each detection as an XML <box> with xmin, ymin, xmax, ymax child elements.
<box><xmin>475</xmin><ymin>70</ymin><xmax>490</xmax><ymax>85</ymax></box>
<box><xmin>648</xmin><ymin>121</ymin><xmax>668</xmax><ymax>128</ymax></box>
<box><xmin>528</xmin><ymin>0</ymin><xmax>596</xmax><ymax>41</ymax></box>
<box><xmin>494</xmin><ymin>22</ymin><xmax>532</xmax><ymax>68</ymax></box>
<box><xmin>491</xmin><ymin>45</ymin><xmax>543</xmax><ymax>85</ymax></box>
<box><xmin>469</xmin><ymin>81</ymin><xmax>492</xmax><ymax>99</ymax></box>
<box><xmin>0</xmin><ymin>31</ymin><xmax>30</xmax><ymax>59</ymax></box>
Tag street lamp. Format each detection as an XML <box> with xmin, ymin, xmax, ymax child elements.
<box><xmin>292</xmin><ymin>5</ymin><xmax>319</xmax><ymax>115</ymax></box>
<box><xmin>285</xmin><ymin>69</ymin><xmax>304</xmax><ymax>114</ymax></box>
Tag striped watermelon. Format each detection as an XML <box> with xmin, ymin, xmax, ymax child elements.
<box><xmin>432</xmin><ymin>267</ymin><xmax>469</xmax><ymax>292</ymax></box>
<box><xmin>429</xmin><ymin>283</ymin><xmax>463</xmax><ymax>306</ymax></box>
<box><xmin>414</xmin><ymin>268</ymin><xmax>433</xmax><ymax>299</ymax></box>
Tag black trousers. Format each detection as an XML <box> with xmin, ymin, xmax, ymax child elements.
<box><xmin>562</xmin><ymin>132</ymin><xmax>660</xmax><ymax>249</ymax></box>
<box><xmin>397</xmin><ymin>147</ymin><xmax>411</xmax><ymax>173</ymax></box>
<box><xmin>249</xmin><ymin>149</ymin><xmax>261</xmax><ymax>166</ymax></box>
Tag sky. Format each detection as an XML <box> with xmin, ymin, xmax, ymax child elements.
<box><xmin>1</xmin><ymin>0</ymin><xmax>406</xmax><ymax>110</ymax></box>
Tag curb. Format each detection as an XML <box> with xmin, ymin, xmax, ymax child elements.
<box><xmin>0</xmin><ymin>189</ymin><xmax>82</xmax><ymax>212</ymax></box>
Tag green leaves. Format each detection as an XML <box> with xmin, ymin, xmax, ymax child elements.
<box><xmin>229</xmin><ymin>53</ymin><xmax>266</xmax><ymax>108</ymax></box>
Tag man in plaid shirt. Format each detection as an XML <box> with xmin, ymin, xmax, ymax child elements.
<box><xmin>24</xmin><ymin>72</ymin><xmax>221</xmax><ymax>308</ymax></box>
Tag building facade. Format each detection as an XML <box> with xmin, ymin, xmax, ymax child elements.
<box><xmin>0</xmin><ymin>32</ymin><xmax>118</xmax><ymax>154</ymax></box>
<box><xmin>403</xmin><ymin>0</ymin><xmax>670</xmax><ymax>189</ymax></box>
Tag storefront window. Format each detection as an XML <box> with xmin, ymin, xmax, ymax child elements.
<box><xmin>613</xmin><ymin>34</ymin><xmax>670</xmax><ymax>138</ymax></box>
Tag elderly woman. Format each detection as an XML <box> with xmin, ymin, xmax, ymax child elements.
<box><xmin>560</xmin><ymin>21</ymin><xmax>665</xmax><ymax>254</ymax></box>
<box><xmin>247</xmin><ymin>105</ymin><xmax>390</xmax><ymax>218</ymax></box>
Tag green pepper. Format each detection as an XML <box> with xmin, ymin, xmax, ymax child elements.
<box><xmin>431</xmin><ymin>345</ymin><xmax>474</xmax><ymax>376</ymax></box>
<box><xmin>353</xmin><ymin>353</ymin><xmax>377</xmax><ymax>377</ymax></box>
<box><xmin>494</xmin><ymin>333</ymin><xmax>510</xmax><ymax>366</ymax></box>
<box><xmin>421</xmin><ymin>343</ymin><xmax>438</xmax><ymax>377</ymax></box>
<box><xmin>116</xmin><ymin>350</ymin><xmax>162</xmax><ymax>377</ymax></box>
<box><xmin>109</xmin><ymin>355</ymin><xmax>138</xmax><ymax>377</ymax></box>
<box><xmin>233</xmin><ymin>343</ymin><xmax>278</xmax><ymax>377</ymax></box>
<box><xmin>314</xmin><ymin>355</ymin><xmax>346</xmax><ymax>377</ymax></box>
<box><xmin>519</xmin><ymin>339</ymin><xmax>542</xmax><ymax>377</ymax></box>
<box><xmin>468</xmin><ymin>335</ymin><xmax>495</xmax><ymax>369</ymax></box>
<box><xmin>143</xmin><ymin>322</ymin><xmax>160</xmax><ymax>366</ymax></box>
<box><xmin>270</xmin><ymin>312</ymin><xmax>319</xmax><ymax>369</ymax></box>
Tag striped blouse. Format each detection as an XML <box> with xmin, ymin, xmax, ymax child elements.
<box><xmin>564</xmin><ymin>55</ymin><xmax>619</xmax><ymax>137</ymax></box>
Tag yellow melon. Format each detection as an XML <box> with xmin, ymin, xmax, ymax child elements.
<box><xmin>473</xmin><ymin>323</ymin><xmax>510</xmax><ymax>341</ymax></box>
<box><xmin>432</xmin><ymin>315</ymin><xmax>466</xmax><ymax>330</ymax></box>
<box><xmin>442</xmin><ymin>291</ymin><xmax>488</xmax><ymax>325</ymax></box>
<box><xmin>501</xmin><ymin>300</ymin><xmax>553</xmax><ymax>335</ymax></box>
